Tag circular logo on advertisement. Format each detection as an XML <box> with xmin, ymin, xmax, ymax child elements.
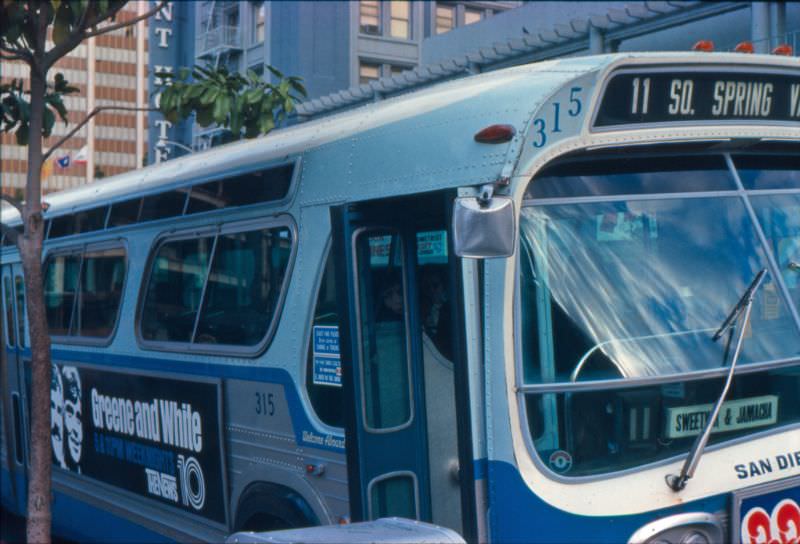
<box><xmin>548</xmin><ymin>450</ymin><xmax>573</xmax><ymax>473</ymax></box>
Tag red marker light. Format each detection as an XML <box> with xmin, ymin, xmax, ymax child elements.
<box><xmin>692</xmin><ymin>40</ymin><xmax>714</xmax><ymax>52</ymax></box>
<box><xmin>474</xmin><ymin>124</ymin><xmax>516</xmax><ymax>144</ymax></box>
<box><xmin>772</xmin><ymin>44</ymin><xmax>793</xmax><ymax>56</ymax></box>
<box><xmin>734</xmin><ymin>41</ymin><xmax>754</xmax><ymax>54</ymax></box>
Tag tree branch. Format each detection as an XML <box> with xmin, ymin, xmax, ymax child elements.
<box><xmin>85</xmin><ymin>1</ymin><xmax>169</xmax><ymax>39</ymax></box>
<box><xmin>0</xmin><ymin>223</ymin><xmax>20</xmax><ymax>246</ymax></box>
<box><xmin>42</xmin><ymin>106</ymin><xmax>157</xmax><ymax>162</ymax></box>
<box><xmin>0</xmin><ymin>43</ymin><xmax>32</xmax><ymax>64</ymax></box>
<box><xmin>0</xmin><ymin>195</ymin><xmax>23</xmax><ymax>215</ymax></box>
<box><xmin>0</xmin><ymin>50</ymin><xmax>26</xmax><ymax>62</ymax></box>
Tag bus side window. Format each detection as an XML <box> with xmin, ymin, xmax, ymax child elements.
<box><xmin>305</xmin><ymin>252</ymin><xmax>343</xmax><ymax>428</ymax></box>
<box><xmin>44</xmin><ymin>254</ymin><xmax>81</xmax><ymax>337</ymax></box>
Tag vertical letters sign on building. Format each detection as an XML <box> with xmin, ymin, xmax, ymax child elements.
<box><xmin>147</xmin><ymin>1</ymin><xmax>192</xmax><ymax>164</ymax></box>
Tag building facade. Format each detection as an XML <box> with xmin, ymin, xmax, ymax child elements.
<box><xmin>185</xmin><ymin>0</ymin><xmax>520</xmax><ymax>150</ymax></box>
<box><xmin>299</xmin><ymin>1</ymin><xmax>799</xmax><ymax>119</ymax></box>
<box><xmin>1</xmin><ymin>4</ymin><xmax>150</xmax><ymax>197</ymax></box>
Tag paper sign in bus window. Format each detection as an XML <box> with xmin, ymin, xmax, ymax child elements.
<box><xmin>313</xmin><ymin>325</ymin><xmax>341</xmax><ymax>387</ymax></box>
<box><xmin>665</xmin><ymin>395</ymin><xmax>778</xmax><ymax>439</ymax></box>
<box><xmin>595</xmin><ymin>212</ymin><xmax>657</xmax><ymax>242</ymax></box>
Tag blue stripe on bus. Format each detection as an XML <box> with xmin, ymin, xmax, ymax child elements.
<box><xmin>50</xmin><ymin>488</ymin><xmax>174</xmax><ymax>543</ymax></box>
<box><xmin>473</xmin><ymin>457</ymin><xmax>488</xmax><ymax>481</ymax></box>
<box><xmin>11</xmin><ymin>347</ymin><xmax>346</xmax><ymax>454</ymax></box>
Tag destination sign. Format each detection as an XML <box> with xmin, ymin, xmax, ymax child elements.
<box><xmin>594</xmin><ymin>69</ymin><xmax>800</xmax><ymax>128</ymax></box>
<box><xmin>665</xmin><ymin>395</ymin><xmax>778</xmax><ymax>439</ymax></box>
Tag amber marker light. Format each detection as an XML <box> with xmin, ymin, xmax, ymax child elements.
<box><xmin>692</xmin><ymin>40</ymin><xmax>714</xmax><ymax>52</ymax></box>
<box><xmin>772</xmin><ymin>44</ymin><xmax>793</xmax><ymax>56</ymax></box>
<box><xmin>474</xmin><ymin>124</ymin><xmax>516</xmax><ymax>144</ymax></box>
<box><xmin>734</xmin><ymin>41</ymin><xmax>754</xmax><ymax>53</ymax></box>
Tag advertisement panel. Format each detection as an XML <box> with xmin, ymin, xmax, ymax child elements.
<box><xmin>50</xmin><ymin>363</ymin><xmax>226</xmax><ymax>524</ymax></box>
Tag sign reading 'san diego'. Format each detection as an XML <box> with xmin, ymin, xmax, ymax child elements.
<box><xmin>50</xmin><ymin>364</ymin><xmax>226</xmax><ymax>524</ymax></box>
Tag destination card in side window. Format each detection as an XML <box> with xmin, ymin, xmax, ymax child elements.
<box><xmin>665</xmin><ymin>395</ymin><xmax>778</xmax><ymax>439</ymax></box>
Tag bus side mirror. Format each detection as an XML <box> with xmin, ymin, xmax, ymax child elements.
<box><xmin>452</xmin><ymin>196</ymin><xmax>516</xmax><ymax>258</ymax></box>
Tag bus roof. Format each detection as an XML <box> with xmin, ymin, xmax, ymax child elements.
<box><xmin>2</xmin><ymin>52</ymin><xmax>797</xmax><ymax>226</ymax></box>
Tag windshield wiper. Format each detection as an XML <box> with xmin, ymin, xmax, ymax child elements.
<box><xmin>666</xmin><ymin>268</ymin><xmax>767</xmax><ymax>492</ymax></box>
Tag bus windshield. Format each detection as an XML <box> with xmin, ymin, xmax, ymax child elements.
<box><xmin>518</xmin><ymin>152</ymin><xmax>800</xmax><ymax>476</ymax></box>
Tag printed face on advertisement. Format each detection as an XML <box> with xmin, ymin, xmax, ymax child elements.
<box><xmin>50</xmin><ymin>364</ymin><xmax>66</xmax><ymax>468</ymax></box>
<box><xmin>62</xmin><ymin>366</ymin><xmax>83</xmax><ymax>464</ymax></box>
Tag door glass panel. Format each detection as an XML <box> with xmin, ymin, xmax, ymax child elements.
<box><xmin>357</xmin><ymin>231</ymin><xmax>412</xmax><ymax>430</ymax></box>
<box><xmin>3</xmin><ymin>276</ymin><xmax>16</xmax><ymax>347</ymax></box>
<box><xmin>44</xmin><ymin>255</ymin><xmax>81</xmax><ymax>336</ymax></box>
<box><xmin>370</xmin><ymin>474</ymin><xmax>416</xmax><ymax>519</ymax></box>
<box><xmin>416</xmin><ymin>229</ymin><xmax>462</xmax><ymax>532</ymax></box>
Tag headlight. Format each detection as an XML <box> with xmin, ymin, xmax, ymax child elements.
<box><xmin>629</xmin><ymin>512</ymin><xmax>723</xmax><ymax>544</ymax></box>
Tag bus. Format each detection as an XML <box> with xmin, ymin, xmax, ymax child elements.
<box><xmin>1</xmin><ymin>51</ymin><xmax>798</xmax><ymax>543</ymax></box>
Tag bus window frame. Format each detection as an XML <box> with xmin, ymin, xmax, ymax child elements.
<box><xmin>513</xmin><ymin>148</ymin><xmax>800</xmax><ymax>482</ymax></box>
<box><xmin>135</xmin><ymin>214</ymin><xmax>298</xmax><ymax>358</ymax></box>
<box><xmin>43</xmin><ymin>239</ymin><xmax>130</xmax><ymax>347</ymax></box>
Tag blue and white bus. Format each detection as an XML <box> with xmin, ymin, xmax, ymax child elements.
<box><xmin>1</xmin><ymin>52</ymin><xmax>799</xmax><ymax>543</ymax></box>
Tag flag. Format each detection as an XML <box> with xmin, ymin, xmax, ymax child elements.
<box><xmin>73</xmin><ymin>146</ymin><xmax>88</xmax><ymax>164</ymax></box>
<box><xmin>41</xmin><ymin>158</ymin><xmax>54</xmax><ymax>180</ymax></box>
<box><xmin>56</xmin><ymin>154</ymin><xmax>71</xmax><ymax>168</ymax></box>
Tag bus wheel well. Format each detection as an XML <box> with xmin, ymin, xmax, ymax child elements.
<box><xmin>233</xmin><ymin>482</ymin><xmax>318</xmax><ymax>532</ymax></box>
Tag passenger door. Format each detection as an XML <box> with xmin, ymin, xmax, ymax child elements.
<box><xmin>1</xmin><ymin>263</ymin><xmax>29</xmax><ymax>512</ymax></box>
<box><xmin>332</xmin><ymin>194</ymin><xmax>472</xmax><ymax>536</ymax></box>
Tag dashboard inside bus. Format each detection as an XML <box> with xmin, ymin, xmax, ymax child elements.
<box><xmin>518</xmin><ymin>147</ymin><xmax>800</xmax><ymax>477</ymax></box>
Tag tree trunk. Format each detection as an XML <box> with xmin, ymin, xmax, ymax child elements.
<box><xmin>23</xmin><ymin>58</ymin><xmax>53</xmax><ymax>544</ymax></box>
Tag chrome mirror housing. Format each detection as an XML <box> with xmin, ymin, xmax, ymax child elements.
<box><xmin>452</xmin><ymin>196</ymin><xmax>516</xmax><ymax>258</ymax></box>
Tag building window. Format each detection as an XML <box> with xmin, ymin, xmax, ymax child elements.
<box><xmin>360</xmin><ymin>0</ymin><xmax>380</xmax><ymax>35</ymax></box>
<box><xmin>389</xmin><ymin>1</ymin><xmax>410</xmax><ymax>39</ymax></box>
<box><xmin>435</xmin><ymin>4</ymin><xmax>455</xmax><ymax>34</ymax></box>
<box><xmin>253</xmin><ymin>1</ymin><xmax>266</xmax><ymax>43</ymax></box>
<box><xmin>359</xmin><ymin>62</ymin><xmax>381</xmax><ymax>85</ymax></box>
<box><xmin>464</xmin><ymin>8</ymin><xmax>483</xmax><ymax>25</ymax></box>
<box><xmin>390</xmin><ymin>65</ymin><xmax>408</xmax><ymax>76</ymax></box>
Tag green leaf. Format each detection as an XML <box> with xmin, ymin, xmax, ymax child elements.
<box><xmin>266</xmin><ymin>65</ymin><xmax>284</xmax><ymax>79</ymax></box>
<box><xmin>52</xmin><ymin>16</ymin><xmax>70</xmax><ymax>46</ymax></box>
<box><xmin>213</xmin><ymin>93</ymin><xmax>230</xmax><ymax>125</ymax></box>
<box><xmin>196</xmin><ymin>105</ymin><xmax>213</xmax><ymax>127</ymax></box>
<box><xmin>159</xmin><ymin>89</ymin><xmax>175</xmax><ymax>112</ymax></box>
<box><xmin>43</xmin><ymin>108</ymin><xmax>55</xmax><ymax>137</ymax></box>
<box><xmin>289</xmin><ymin>79</ymin><xmax>307</xmax><ymax>97</ymax></box>
<box><xmin>187</xmin><ymin>85</ymin><xmax>205</xmax><ymax>100</ymax></box>
<box><xmin>258</xmin><ymin>114</ymin><xmax>275</xmax><ymax>135</ymax></box>
<box><xmin>245</xmin><ymin>88</ymin><xmax>262</xmax><ymax>104</ymax></box>
<box><xmin>15</xmin><ymin>123</ymin><xmax>28</xmax><ymax>145</ymax></box>
<box><xmin>200</xmin><ymin>87</ymin><xmax>218</xmax><ymax>106</ymax></box>
<box><xmin>229</xmin><ymin>95</ymin><xmax>242</xmax><ymax>137</ymax></box>
<box><xmin>47</xmin><ymin>95</ymin><xmax>69</xmax><ymax>123</ymax></box>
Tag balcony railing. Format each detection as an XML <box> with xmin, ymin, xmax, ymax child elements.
<box><xmin>196</xmin><ymin>25</ymin><xmax>242</xmax><ymax>58</ymax></box>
